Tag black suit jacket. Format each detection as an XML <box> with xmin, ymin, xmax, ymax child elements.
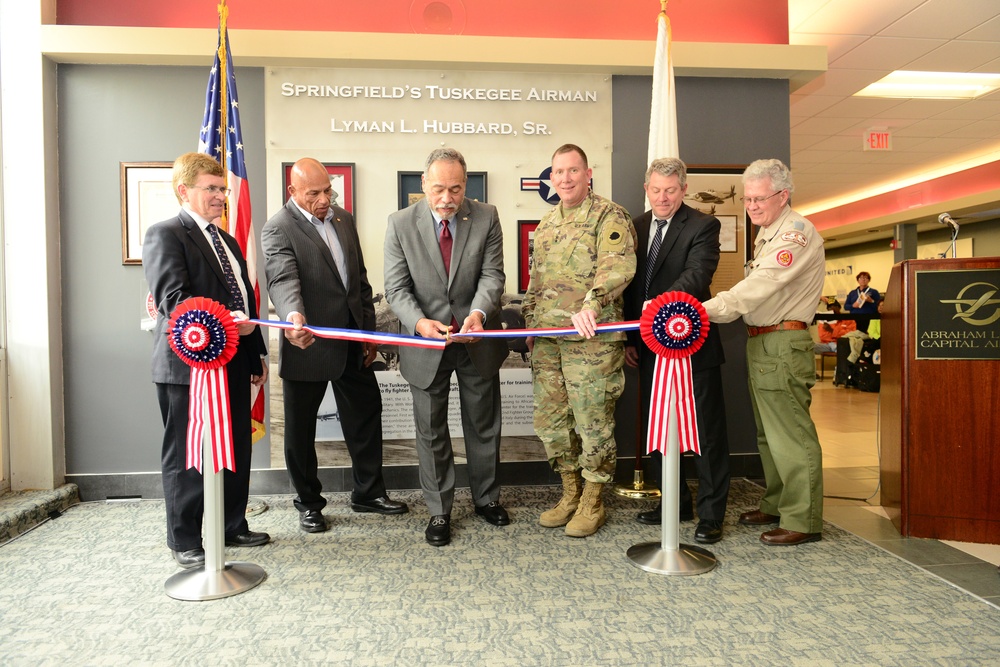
<box><xmin>625</xmin><ymin>203</ymin><xmax>725</xmax><ymax>373</ymax></box>
<box><xmin>144</xmin><ymin>209</ymin><xmax>266</xmax><ymax>385</ymax></box>
<box><xmin>261</xmin><ymin>199</ymin><xmax>374</xmax><ymax>382</ymax></box>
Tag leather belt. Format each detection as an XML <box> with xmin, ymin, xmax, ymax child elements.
<box><xmin>746</xmin><ymin>320</ymin><xmax>808</xmax><ymax>338</ymax></box>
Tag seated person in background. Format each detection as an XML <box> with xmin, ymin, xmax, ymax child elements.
<box><xmin>845</xmin><ymin>271</ymin><xmax>879</xmax><ymax>332</ymax></box>
<box><xmin>814</xmin><ymin>299</ymin><xmax>856</xmax><ymax>353</ymax></box>
<box><xmin>843</xmin><ymin>297</ymin><xmax>882</xmax><ymax>363</ymax></box>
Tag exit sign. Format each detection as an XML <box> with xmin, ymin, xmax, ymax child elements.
<box><xmin>864</xmin><ymin>127</ymin><xmax>892</xmax><ymax>151</ymax></box>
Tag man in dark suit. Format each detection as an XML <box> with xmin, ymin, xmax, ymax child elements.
<box><xmin>261</xmin><ymin>158</ymin><xmax>407</xmax><ymax>533</ymax></box>
<box><xmin>383</xmin><ymin>147</ymin><xmax>509</xmax><ymax>547</ymax></box>
<box><xmin>144</xmin><ymin>152</ymin><xmax>270</xmax><ymax>569</ymax></box>
<box><xmin>624</xmin><ymin>157</ymin><xmax>730</xmax><ymax>544</ymax></box>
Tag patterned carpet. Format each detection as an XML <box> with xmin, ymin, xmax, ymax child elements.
<box><xmin>1</xmin><ymin>480</ymin><xmax>998</xmax><ymax>666</ymax></box>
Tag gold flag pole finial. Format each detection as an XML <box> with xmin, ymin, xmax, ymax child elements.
<box><xmin>660</xmin><ymin>0</ymin><xmax>667</xmax><ymax>15</ymax></box>
<box><xmin>217</xmin><ymin>0</ymin><xmax>230</xmax><ymax>231</ymax></box>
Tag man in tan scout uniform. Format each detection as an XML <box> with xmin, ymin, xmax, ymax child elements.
<box><xmin>702</xmin><ymin>158</ymin><xmax>826</xmax><ymax>546</ymax></box>
<box><xmin>522</xmin><ymin>144</ymin><xmax>637</xmax><ymax>538</ymax></box>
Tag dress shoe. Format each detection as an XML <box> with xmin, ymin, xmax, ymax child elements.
<box><xmin>760</xmin><ymin>528</ymin><xmax>822</xmax><ymax>546</ymax></box>
<box><xmin>225</xmin><ymin>530</ymin><xmax>271</xmax><ymax>547</ymax></box>
<box><xmin>351</xmin><ymin>496</ymin><xmax>409</xmax><ymax>515</ymax></box>
<box><xmin>694</xmin><ymin>520</ymin><xmax>724</xmax><ymax>544</ymax></box>
<box><xmin>738</xmin><ymin>509</ymin><xmax>781</xmax><ymax>526</ymax></box>
<box><xmin>636</xmin><ymin>503</ymin><xmax>694</xmax><ymax>525</ymax></box>
<box><xmin>299</xmin><ymin>509</ymin><xmax>328</xmax><ymax>533</ymax></box>
<box><xmin>474</xmin><ymin>501</ymin><xmax>510</xmax><ymax>526</ymax></box>
<box><xmin>171</xmin><ymin>548</ymin><xmax>205</xmax><ymax>569</ymax></box>
<box><xmin>425</xmin><ymin>514</ymin><xmax>451</xmax><ymax>547</ymax></box>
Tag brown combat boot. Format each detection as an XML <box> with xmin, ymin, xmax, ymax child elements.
<box><xmin>565</xmin><ymin>481</ymin><xmax>607</xmax><ymax>537</ymax></box>
<box><xmin>539</xmin><ymin>471</ymin><xmax>583</xmax><ymax>527</ymax></box>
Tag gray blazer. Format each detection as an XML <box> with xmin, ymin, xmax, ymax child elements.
<box><xmin>261</xmin><ymin>199</ymin><xmax>375</xmax><ymax>382</ymax></box>
<box><xmin>384</xmin><ymin>197</ymin><xmax>508</xmax><ymax>390</ymax></box>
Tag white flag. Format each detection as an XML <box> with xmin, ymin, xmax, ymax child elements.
<box><xmin>647</xmin><ymin>10</ymin><xmax>679</xmax><ymax>165</ymax></box>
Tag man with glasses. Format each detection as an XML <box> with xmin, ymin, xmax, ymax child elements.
<box><xmin>144</xmin><ymin>152</ymin><xmax>270</xmax><ymax>569</ymax></box>
<box><xmin>701</xmin><ymin>159</ymin><xmax>826</xmax><ymax>546</ymax></box>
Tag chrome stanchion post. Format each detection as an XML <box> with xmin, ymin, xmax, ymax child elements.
<box><xmin>165</xmin><ymin>389</ymin><xmax>266</xmax><ymax>600</ymax></box>
<box><xmin>627</xmin><ymin>390</ymin><xmax>716</xmax><ymax>576</ymax></box>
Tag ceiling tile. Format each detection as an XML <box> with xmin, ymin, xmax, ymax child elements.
<box><xmin>880</xmin><ymin>0</ymin><xmax>1000</xmax><ymax>39</ymax></box>
<box><xmin>790</xmin><ymin>94</ymin><xmax>843</xmax><ymax>117</ymax></box>
<box><xmin>905</xmin><ymin>40</ymin><xmax>1000</xmax><ymax>71</ymax></box>
<box><xmin>792</xmin><ymin>0</ymin><xmax>925</xmax><ymax>36</ymax></box>
<box><xmin>892</xmin><ymin>118</ymin><xmax>978</xmax><ymax>137</ymax></box>
<box><xmin>961</xmin><ymin>15</ymin><xmax>1000</xmax><ymax>41</ymax></box>
<box><xmin>813</xmin><ymin>96</ymin><xmax>907</xmax><ymax>119</ymax></box>
<box><xmin>943</xmin><ymin>118</ymin><xmax>1000</xmax><ymax>138</ymax></box>
<box><xmin>831</xmin><ymin>36</ymin><xmax>946</xmax><ymax>70</ymax></box>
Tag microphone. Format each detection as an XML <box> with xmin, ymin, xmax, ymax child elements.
<box><xmin>938</xmin><ymin>212</ymin><xmax>959</xmax><ymax>230</ymax></box>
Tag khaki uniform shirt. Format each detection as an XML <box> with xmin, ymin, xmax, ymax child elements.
<box><xmin>522</xmin><ymin>190</ymin><xmax>636</xmax><ymax>341</ymax></box>
<box><xmin>703</xmin><ymin>206</ymin><xmax>825</xmax><ymax>327</ymax></box>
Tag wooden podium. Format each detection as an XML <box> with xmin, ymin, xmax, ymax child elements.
<box><xmin>880</xmin><ymin>258</ymin><xmax>1000</xmax><ymax>543</ymax></box>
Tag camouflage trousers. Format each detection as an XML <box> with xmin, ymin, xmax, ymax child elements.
<box><xmin>531</xmin><ymin>336</ymin><xmax>625</xmax><ymax>483</ymax></box>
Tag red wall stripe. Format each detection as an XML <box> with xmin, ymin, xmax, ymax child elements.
<box><xmin>55</xmin><ymin>0</ymin><xmax>789</xmax><ymax>44</ymax></box>
<box><xmin>807</xmin><ymin>162</ymin><xmax>1000</xmax><ymax>232</ymax></box>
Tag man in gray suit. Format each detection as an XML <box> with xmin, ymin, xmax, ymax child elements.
<box><xmin>262</xmin><ymin>158</ymin><xmax>407</xmax><ymax>534</ymax></box>
<box><xmin>384</xmin><ymin>147</ymin><xmax>509</xmax><ymax>546</ymax></box>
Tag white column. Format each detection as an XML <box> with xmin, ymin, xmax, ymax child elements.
<box><xmin>0</xmin><ymin>0</ymin><xmax>65</xmax><ymax>490</ymax></box>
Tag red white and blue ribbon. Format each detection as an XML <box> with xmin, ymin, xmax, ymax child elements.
<box><xmin>249</xmin><ymin>320</ymin><xmax>448</xmax><ymax>349</ymax></box>
<box><xmin>168</xmin><ymin>297</ymin><xmax>239</xmax><ymax>473</ymax></box>
<box><xmin>639</xmin><ymin>292</ymin><xmax>709</xmax><ymax>455</ymax></box>
<box><xmin>451</xmin><ymin>321</ymin><xmax>638</xmax><ymax>339</ymax></box>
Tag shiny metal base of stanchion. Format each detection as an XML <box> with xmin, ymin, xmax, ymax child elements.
<box><xmin>612</xmin><ymin>470</ymin><xmax>662</xmax><ymax>499</ymax></box>
<box><xmin>627</xmin><ymin>542</ymin><xmax>717</xmax><ymax>575</ymax></box>
<box><xmin>165</xmin><ymin>562</ymin><xmax>266</xmax><ymax>601</ymax></box>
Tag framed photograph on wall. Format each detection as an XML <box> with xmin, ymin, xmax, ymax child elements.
<box><xmin>517</xmin><ymin>220</ymin><xmax>540</xmax><ymax>293</ymax></box>
<box><xmin>120</xmin><ymin>161</ymin><xmax>176</xmax><ymax>265</ymax></box>
<box><xmin>685</xmin><ymin>165</ymin><xmax>747</xmax><ymax>294</ymax></box>
<box><xmin>396</xmin><ymin>171</ymin><xmax>488</xmax><ymax>210</ymax></box>
<box><xmin>282</xmin><ymin>162</ymin><xmax>355</xmax><ymax>215</ymax></box>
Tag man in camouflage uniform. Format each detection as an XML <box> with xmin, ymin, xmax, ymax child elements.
<box><xmin>702</xmin><ymin>159</ymin><xmax>826</xmax><ymax>546</ymax></box>
<box><xmin>522</xmin><ymin>144</ymin><xmax>637</xmax><ymax>537</ymax></box>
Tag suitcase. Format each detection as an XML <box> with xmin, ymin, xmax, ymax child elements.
<box><xmin>854</xmin><ymin>341</ymin><xmax>881</xmax><ymax>392</ymax></box>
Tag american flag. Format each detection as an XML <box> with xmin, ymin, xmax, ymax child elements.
<box><xmin>197</xmin><ymin>8</ymin><xmax>266</xmax><ymax>443</ymax></box>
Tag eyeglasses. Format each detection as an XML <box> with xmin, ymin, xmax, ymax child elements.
<box><xmin>739</xmin><ymin>191</ymin><xmax>783</xmax><ymax>206</ymax></box>
<box><xmin>188</xmin><ymin>185</ymin><xmax>232</xmax><ymax>196</ymax></box>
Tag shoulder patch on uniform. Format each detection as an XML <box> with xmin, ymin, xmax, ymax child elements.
<box><xmin>775</xmin><ymin>249</ymin><xmax>794</xmax><ymax>267</ymax></box>
<box><xmin>605</xmin><ymin>223</ymin><xmax>627</xmax><ymax>247</ymax></box>
<box><xmin>793</xmin><ymin>221</ymin><xmax>805</xmax><ymax>231</ymax></box>
<box><xmin>780</xmin><ymin>230</ymin><xmax>808</xmax><ymax>247</ymax></box>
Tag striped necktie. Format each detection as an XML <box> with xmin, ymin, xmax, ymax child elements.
<box><xmin>207</xmin><ymin>223</ymin><xmax>246</xmax><ymax>313</ymax></box>
<box><xmin>644</xmin><ymin>218</ymin><xmax>668</xmax><ymax>297</ymax></box>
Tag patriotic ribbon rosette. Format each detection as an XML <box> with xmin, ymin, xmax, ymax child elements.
<box><xmin>640</xmin><ymin>291</ymin><xmax>710</xmax><ymax>455</ymax></box>
<box><xmin>168</xmin><ymin>297</ymin><xmax>239</xmax><ymax>473</ymax></box>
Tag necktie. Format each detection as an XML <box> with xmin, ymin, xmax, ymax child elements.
<box><xmin>207</xmin><ymin>223</ymin><xmax>246</xmax><ymax>313</ymax></box>
<box><xmin>439</xmin><ymin>218</ymin><xmax>453</xmax><ymax>276</ymax></box>
<box><xmin>438</xmin><ymin>219</ymin><xmax>459</xmax><ymax>330</ymax></box>
<box><xmin>644</xmin><ymin>218</ymin><xmax>668</xmax><ymax>297</ymax></box>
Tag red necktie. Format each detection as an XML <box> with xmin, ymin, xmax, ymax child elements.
<box><xmin>439</xmin><ymin>218</ymin><xmax>453</xmax><ymax>276</ymax></box>
<box><xmin>439</xmin><ymin>219</ymin><xmax>458</xmax><ymax>330</ymax></box>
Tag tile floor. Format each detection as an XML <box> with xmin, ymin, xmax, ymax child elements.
<box><xmin>811</xmin><ymin>377</ymin><xmax>1000</xmax><ymax>607</ymax></box>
